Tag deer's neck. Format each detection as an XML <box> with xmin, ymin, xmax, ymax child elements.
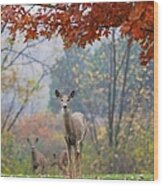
<box><xmin>62</xmin><ymin>109</ymin><xmax>73</xmax><ymax>135</ymax></box>
<box><xmin>32</xmin><ymin>149</ymin><xmax>37</xmax><ymax>162</ymax></box>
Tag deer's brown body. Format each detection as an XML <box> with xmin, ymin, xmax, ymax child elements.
<box><xmin>55</xmin><ymin>90</ymin><xmax>87</xmax><ymax>178</ymax></box>
<box><xmin>51</xmin><ymin>150</ymin><xmax>68</xmax><ymax>176</ymax></box>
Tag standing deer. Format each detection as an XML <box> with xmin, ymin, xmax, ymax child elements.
<box><xmin>55</xmin><ymin>90</ymin><xmax>87</xmax><ymax>178</ymax></box>
<box><xmin>27</xmin><ymin>137</ymin><xmax>47</xmax><ymax>175</ymax></box>
<box><xmin>51</xmin><ymin>150</ymin><xmax>68</xmax><ymax>176</ymax></box>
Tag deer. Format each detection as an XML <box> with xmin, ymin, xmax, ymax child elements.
<box><xmin>27</xmin><ymin>137</ymin><xmax>48</xmax><ymax>175</ymax></box>
<box><xmin>51</xmin><ymin>150</ymin><xmax>68</xmax><ymax>176</ymax></box>
<box><xmin>55</xmin><ymin>90</ymin><xmax>87</xmax><ymax>178</ymax></box>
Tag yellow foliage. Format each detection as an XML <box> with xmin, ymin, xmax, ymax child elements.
<box><xmin>97</xmin><ymin>126</ymin><xmax>107</xmax><ymax>140</ymax></box>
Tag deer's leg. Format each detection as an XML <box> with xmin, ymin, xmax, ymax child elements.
<box><xmin>58</xmin><ymin>162</ymin><xmax>65</xmax><ymax>175</ymax></box>
<box><xmin>62</xmin><ymin>162</ymin><xmax>69</xmax><ymax>177</ymax></box>
<box><xmin>68</xmin><ymin>145</ymin><xmax>73</xmax><ymax>178</ymax></box>
<box><xmin>33</xmin><ymin>161</ymin><xmax>39</xmax><ymax>175</ymax></box>
<box><xmin>74</xmin><ymin>147</ymin><xmax>78</xmax><ymax>178</ymax></box>
<box><xmin>33</xmin><ymin>165</ymin><xmax>38</xmax><ymax>175</ymax></box>
<box><xmin>65</xmin><ymin>166</ymin><xmax>69</xmax><ymax>177</ymax></box>
<box><xmin>74</xmin><ymin>149</ymin><xmax>81</xmax><ymax>178</ymax></box>
<box><xmin>42</xmin><ymin>165</ymin><xmax>47</xmax><ymax>176</ymax></box>
<box><xmin>78</xmin><ymin>142</ymin><xmax>83</xmax><ymax>177</ymax></box>
<box><xmin>35</xmin><ymin>166</ymin><xmax>41</xmax><ymax>176</ymax></box>
<box><xmin>32</xmin><ymin>166</ymin><xmax>35</xmax><ymax>174</ymax></box>
<box><xmin>80</xmin><ymin>143</ymin><xmax>83</xmax><ymax>177</ymax></box>
<box><xmin>61</xmin><ymin>165</ymin><xmax>68</xmax><ymax>177</ymax></box>
<box><xmin>75</xmin><ymin>142</ymin><xmax>82</xmax><ymax>178</ymax></box>
<box><xmin>41</xmin><ymin>166</ymin><xmax>46</xmax><ymax>175</ymax></box>
<box><xmin>65</xmin><ymin>136</ymin><xmax>73</xmax><ymax>178</ymax></box>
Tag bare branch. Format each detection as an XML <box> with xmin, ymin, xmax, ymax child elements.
<box><xmin>1</xmin><ymin>21</ymin><xmax>8</xmax><ymax>34</ymax></box>
<box><xmin>6</xmin><ymin>73</ymin><xmax>45</xmax><ymax>132</ymax></box>
<box><xmin>116</xmin><ymin>46</ymin><xmax>128</xmax><ymax>78</ymax></box>
<box><xmin>2</xmin><ymin>39</ymin><xmax>46</xmax><ymax>70</ymax></box>
<box><xmin>1</xmin><ymin>91</ymin><xmax>16</xmax><ymax>133</ymax></box>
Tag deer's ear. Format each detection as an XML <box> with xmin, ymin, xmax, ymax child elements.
<box><xmin>55</xmin><ymin>89</ymin><xmax>60</xmax><ymax>98</ymax></box>
<box><xmin>27</xmin><ymin>138</ymin><xmax>30</xmax><ymax>143</ymax></box>
<box><xmin>53</xmin><ymin>153</ymin><xmax>56</xmax><ymax>159</ymax></box>
<box><xmin>27</xmin><ymin>138</ymin><xmax>31</xmax><ymax>145</ymax></box>
<box><xmin>64</xmin><ymin>151</ymin><xmax>68</xmax><ymax>157</ymax></box>
<box><xmin>35</xmin><ymin>137</ymin><xmax>39</xmax><ymax>143</ymax></box>
<box><xmin>70</xmin><ymin>90</ymin><xmax>75</xmax><ymax>98</ymax></box>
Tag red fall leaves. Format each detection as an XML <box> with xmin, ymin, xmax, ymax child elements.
<box><xmin>1</xmin><ymin>2</ymin><xmax>154</xmax><ymax>65</ymax></box>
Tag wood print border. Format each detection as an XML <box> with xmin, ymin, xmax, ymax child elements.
<box><xmin>1</xmin><ymin>2</ymin><xmax>158</xmax><ymax>180</ymax></box>
<box><xmin>154</xmin><ymin>1</ymin><xmax>158</xmax><ymax>181</ymax></box>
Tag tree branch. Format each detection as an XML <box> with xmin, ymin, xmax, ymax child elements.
<box><xmin>2</xmin><ymin>39</ymin><xmax>46</xmax><ymax>70</ymax></box>
<box><xmin>1</xmin><ymin>90</ymin><xmax>16</xmax><ymax>133</ymax></box>
<box><xmin>6</xmin><ymin>73</ymin><xmax>45</xmax><ymax>132</ymax></box>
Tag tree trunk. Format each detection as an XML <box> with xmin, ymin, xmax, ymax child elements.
<box><xmin>114</xmin><ymin>43</ymin><xmax>131</xmax><ymax>146</ymax></box>
<box><xmin>108</xmin><ymin>29</ymin><xmax>117</xmax><ymax>146</ymax></box>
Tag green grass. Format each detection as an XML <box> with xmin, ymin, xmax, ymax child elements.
<box><xmin>84</xmin><ymin>174</ymin><xmax>153</xmax><ymax>181</ymax></box>
<box><xmin>1</xmin><ymin>173</ymin><xmax>153</xmax><ymax>181</ymax></box>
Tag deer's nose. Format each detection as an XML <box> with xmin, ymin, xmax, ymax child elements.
<box><xmin>63</xmin><ymin>105</ymin><xmax>67</xmax><ymax>109</ymax></box>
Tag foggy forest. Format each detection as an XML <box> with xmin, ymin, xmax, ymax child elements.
<box><xmin>1</xmin><ymin>2</ymin><xmax>154</xmax><ymax>180</ymax></box>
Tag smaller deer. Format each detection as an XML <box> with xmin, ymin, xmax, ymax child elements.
<box><xmin>51</xmin><ymin>150</ymin><xmax>68</xmax><ymax>176</ymax></box>
<box><xmin>27</xmin><ymin>137</ymin><xmax>47</xmax><ymax>174</ymax></box>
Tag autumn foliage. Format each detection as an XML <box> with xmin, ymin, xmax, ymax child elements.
<box><xmin>1</xmin><ymin>2</ymin><xmax>154</xmax><ymax>65</ymax></box>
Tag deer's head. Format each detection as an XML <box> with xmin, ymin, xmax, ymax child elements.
<box><xmin>27</xmin><ymin>137</ymin><xmax>39</xmax><ymax>152</ymax></box>
<box><xmin>52</xmin><ymin>151</ymin><xmax>68</xmax><ymax>167</ymax></box>
<box><xmin>55</xmin><ymin>90</ymin><xmax>75</xmax><ymax>110</ymax></box>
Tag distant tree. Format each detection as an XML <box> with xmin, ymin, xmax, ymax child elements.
<box><xmin>49</xmin><ymin>30</ymin><xmax>154</xmax><ymax>147</ymax></box>
<box><xmin>1</xmin><ymin>34</ymin><xmax>51</xmax><ymax>133</ymax></box>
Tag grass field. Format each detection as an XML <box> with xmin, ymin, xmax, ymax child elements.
<box><xmin>2</xmin><ymin>174</ymin><xmax>153</xmax><ymax>181</ymax></box>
